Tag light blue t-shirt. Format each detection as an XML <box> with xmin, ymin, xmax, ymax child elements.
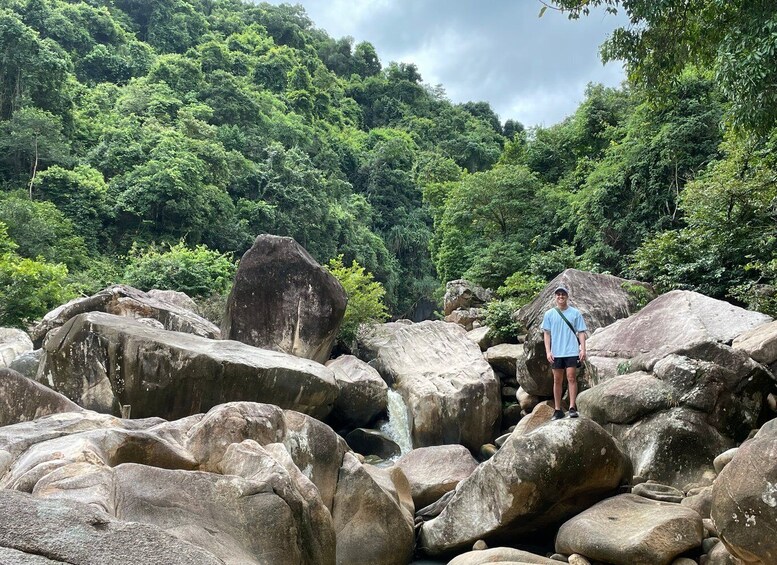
<box><xmin>541</xmin><ymin>306</ymin><xmax>587</xmax><ymax>358</ymax></box>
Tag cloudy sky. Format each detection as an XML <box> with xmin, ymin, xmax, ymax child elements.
<box><xmin>262</xmin><ymin>0</ymin><xmax>628</xmax><ymax>127</ymax></box>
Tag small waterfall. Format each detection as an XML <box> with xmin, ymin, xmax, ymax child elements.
<box><xmin>380</xmin><ymin>389</ymin><xmax>413</xmax><ymax>455</ymax></box>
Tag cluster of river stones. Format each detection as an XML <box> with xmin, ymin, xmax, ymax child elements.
<box><xmin>2</xmin><ymin>234</ymin><xmax>777</xmax><ymax>565</ymax></box>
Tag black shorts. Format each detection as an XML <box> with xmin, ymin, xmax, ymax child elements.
<box><xmin>552</xmin><ymin>356</ymin><xmax>579</xmax><ymax>369</ymax></box>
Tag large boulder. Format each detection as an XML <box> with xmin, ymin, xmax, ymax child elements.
<box><xmin>356</xmin><ymin>320</ymin><xmax>500</xmax><ymax>450</ymax></box>
<box><xmin>114</xmin><ymin>462</ymin><xmax>332</xmax><ymax>565</ymax></box>
<box><xmin>0</xmin><ymin>368</ymin><xmax>82</xmax><ymax>427</ymax></box>
<box><xmin>332</xmin><ymin>452</ymin><xmax>415</xmax><ymax>565</ymax></box>
<box><xmin>484</xmin><ymin>343</ymin><xmax>524</xmax><ymax>377</ymax></box>
<box><xmin>0</xmin><ymin>327</ymin><xmax>33</xmax><ymax>367</ymax></box>
<box><xmin>0</xmin><ymin>404</ymin><xmax>337</xmax><ymax>565</ymax></box>
<box><xmin>395</xmin><ymin>445</ymin><xmax>479</xmax><ymax>508</ymax></box>
<box><xmin>515</xmin><ymin>269</ymin><xmax>650</xmax><ymax>395</ymax></box>
<box><xmin>578</xmin><ymin>345</ymin><xmax>772</xmax><ymax>487</ymax></box>
<box><xmin>555</xmin><ymin>493</ymin><xmax>704</xmax><ymax>565</ymax></box>
<box><xmin>29</xmin><ymin>285</ymin><xmax>219</xmax><ymax>348</ymax></box>
<box><xmin>37</xmin><ymin>311</ymin><xmax>338</xmax><ymax>419</ymax></box>
<box><xmin>146</xmin><ymin>289</ymin><xmax>200</xmax><ymax>314</ymax></box>
<box><xmin>0</xmin><ymin>402</ymin><xmax>424</xmax><ymax>565</ymax></box>
<box><xmin>601</xmin><ymin>408</ymin><xmax>731</xmax><ymax>489</ymax></box>
<box><xmin>733</xmin><ymin>319</ymin><xmax>777</xmax><ymax>371</ymax></box>
<box><xmin>711</xmin><ymin>426</ymin><xmax>777</xmax><ymax>564</ymax></box>
<box><xmin>0</xmin><ymin>489</ymin><xmax>224</xmax><ymax>565</ymax></box>
<box><xmin>443</xmin><ymin>279</ymin><xmax>493</xmax><ymax>316</ymax></box>
<box><xmin>222</xmin><ymin>235</ymin><xmax>347</xmax><ymax>364</ymax></box>
<box><xmin>326</xmin><ymin>355</ymin><xmax>388</xmax><ymax>428</ymax></box>
<box><xmin>586</xmin><ymin>290</ymin><xmax>772</xmax><ymax>382</ymax></box>
<box><xmin>418</xmin><ymin>418</ymin><xmax>631</xmax><ymax>555</ymax></box>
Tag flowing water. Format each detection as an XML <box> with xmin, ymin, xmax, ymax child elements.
<box><xmin>379</xmin><ymin>388</ymin><xmax>413</xmax><ymax>455</ymax></box>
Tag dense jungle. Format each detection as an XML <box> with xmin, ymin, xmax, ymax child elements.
<box><xmin>0</xmin><ymin>0</ymin><xmax>775</xmax><ymax>330</ymax></box>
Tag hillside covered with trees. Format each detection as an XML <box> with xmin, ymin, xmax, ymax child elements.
<box><xmin>0</xmin><ymin>0</ymin><xmax>775</xmax><ymax>329</ymax></box>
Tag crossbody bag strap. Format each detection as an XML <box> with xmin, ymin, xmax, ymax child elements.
<box><xmin>554</xmin><ymin>307</ymin><xmax>580</xmax><ymax>344</ymax></box>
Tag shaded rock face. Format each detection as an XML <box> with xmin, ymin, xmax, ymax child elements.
<box><xmin>223</xmin><ymin>235</ymin><xmax>347</xmax><ymax>364</ymax></box>
<box><xmin>418</xmin><ymin>418</ymin><xmax>631</xmax><ymax>555</ymax></box>
<box><xmin>29</xmin><ymin>284</ymin><xmax>220</xmax><ymax>348</ymax></box>
<box><xmin>586</xmin><ymin>290</ymin><xmax>772</xmax><ymax>381</ymax></box>
<box><xmin>38</xmin><ymin>311</ymin><xmax>338</xmax><ymax>419</ymax></box>
<box><xmin>555</xmin><ymin>493</ymin><xmax>704</xmax><ymax>565</ymax></box>
<box><xmin>344</xmin><ymin>428</ymin><xmax>400</xmax><ymax>460</ymax></box>
<box><xmin>0</xmin><ymin>489</ymin><xmax>224</xmax><ymax>565</ymax></box>
<box><xmin>484</xmin><ymin>343</ymin><xmax>524</xmax><ymax>377</ymax></box>
<box><xmin>443</xmin><ymin>279</ymin><xmax>492</xmax><ymax>316</ymax></box>
<box><xmin>326</xmin><ymin>354</ymin><xmax>388</xmax><ymax>428</ymax></box>
<box><xmin>0</xmin><ymin>402</ymin><xmax>397</xmax><ymax>565</ymax></box>
<box><xmin>711</xmin><ymin>425</ymin><xmax>777</xmax><ymax>564</ymax></box>
<box><xmin>332</xmin><ymin>452</ymin><xmax>415</xmax><ymax>565</ymax></box>
<box><xmin>515</xmin><ymin>269</ymin><xmax>649</xmax><ymax>395</ymax></box>
<box><xmin>395</xmin><ymin>444</ymin><xmax>478</xmax><ymax>509</ymax></box>
<box><xmin>0</xmin><ymin>368</ymin><xmax>82</xmax><ymax>427</ymax></box>
<box><xmin>356</xmin><ymin>320</ymin><xmax>500</xmax><ymax>451</ymax></box>
<box><xmin>8</xmin><ymin>349</ymin><xmax>43</xmax><ymax>380</ymax></box>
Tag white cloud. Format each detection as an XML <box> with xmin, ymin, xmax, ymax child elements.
<box><xmin>261</xmin><ymin>0</ymin><xmax>628</xmax><ymax>127</ymax></box>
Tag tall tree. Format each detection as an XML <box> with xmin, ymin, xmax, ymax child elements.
<box><xmin>550</xmin><ymin>0</ymin><xmax>777</xmax><ymax>134</ymax></box>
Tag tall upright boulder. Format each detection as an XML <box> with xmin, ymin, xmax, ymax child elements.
<box><xmin>356</xmin><ymin>320</ymin><xmax>500</xmax><ymax>451</ymax></box>
<box><xmin>223</xmin><ymin>235</ymin><xmax>347</xmax><ymax>364</ymax></box>
<box><xmin>515</xmin><ymin>269</ymin><xmax>651</xmax><ymax>396</ymax></box>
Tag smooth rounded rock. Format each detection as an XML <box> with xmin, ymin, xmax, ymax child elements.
<box><xmin>396</xmin><ymin>444</ymin><xmax>478</xmax><ymax>508</ymax></box>
<box><xmin>448</xmin><ymin>547</ymin><xmax>559</xmax><ymax>565</ymax></box>
<box><xmin>556</xmin><ymin>493</ymin><xmax>704</xmax><ymax>565</ymax></box>
<box><xmin>632</xmin><ymin>481</ymin><xmax>684</xmax><ymax>503</ymax></box>
<box><xmin>420</xmin><ymin>418</ymin><xmax>630</xmax><ymax>555</ymax></box>
<box><xmin>712</xmin><ymin>447</ymin><xmax>737</xmax><ymax>474</ymax></box>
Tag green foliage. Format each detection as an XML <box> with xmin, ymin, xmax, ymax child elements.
<box><xmin>528</xmin><ymin>244</ymin><xmax>595</xmax><ymax>280</ymax></box>
<box><xmin>484</xmin><ymin>299</ymin><xmax>523</xmax><ymax>342</ymax></box>
<box><xmin>552</xmin><ymin>0</ymin><xmax>777</xmax><ymax>135</ymax></box>
<box><xmin>0</xmin><ymin>221</ymin><xmax>75</xmax><ymax>328</ymax></box>
<box><xmin>0</xmin><ymin>191</ymin><xmax>89</xmax><ymax>270</ymax></box>
<box><xmin>620</xmin><ymin>281</ymin><xmax>652</xmax><ymax>310</ymax></box>
<box><xmin>497</xmin><ymin>272</ymin><xmax>546</xmax><ymax>304</ymax></box>
<box><xmin>121</xmin><ymin>241</ymin><xmax>237</xmax><ymax>298</ymax></box>
<box><xmin>729</xmin><ymin>260</ymin><xmax>777</xmax><ymax>317</ymax></box>
<box><xmin>572</xmin><ymin>74</ymin><xmax>723</xmax><ymax>271</ymax></box>
<box><xmin>0</xmin><ymin>0</ymin><xmax>772</xmax><ymax>329</ymax></box>
<box><xmin>326</xmin><ymin>256</ymin><xmax>388</xmax><ymax>345</ymax></box>
<box><xmin>0</xmin><ymin>106</ymin><xmax>70</xmax><ymax>187</ymax></box>
<box><xmin>36</xmin><ymin>165</ymin><xmax>108</xmax><ymax>250</ymax></box>
<box><xmin>629</xmin><ymin>130</ymin><xmax>777</xmax><ymax>300</ymax></box>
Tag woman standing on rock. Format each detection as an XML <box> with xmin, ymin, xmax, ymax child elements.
<box><xmin>542</xmin><ymin>286</ymin><xmax>587</xmax><ymax>421</ymax></box>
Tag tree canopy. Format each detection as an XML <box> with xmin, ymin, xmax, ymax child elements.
<box><xmin>0</xmin><ymin>0</ymin><xmax>774</xmax><ymax>327</ymax></box>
